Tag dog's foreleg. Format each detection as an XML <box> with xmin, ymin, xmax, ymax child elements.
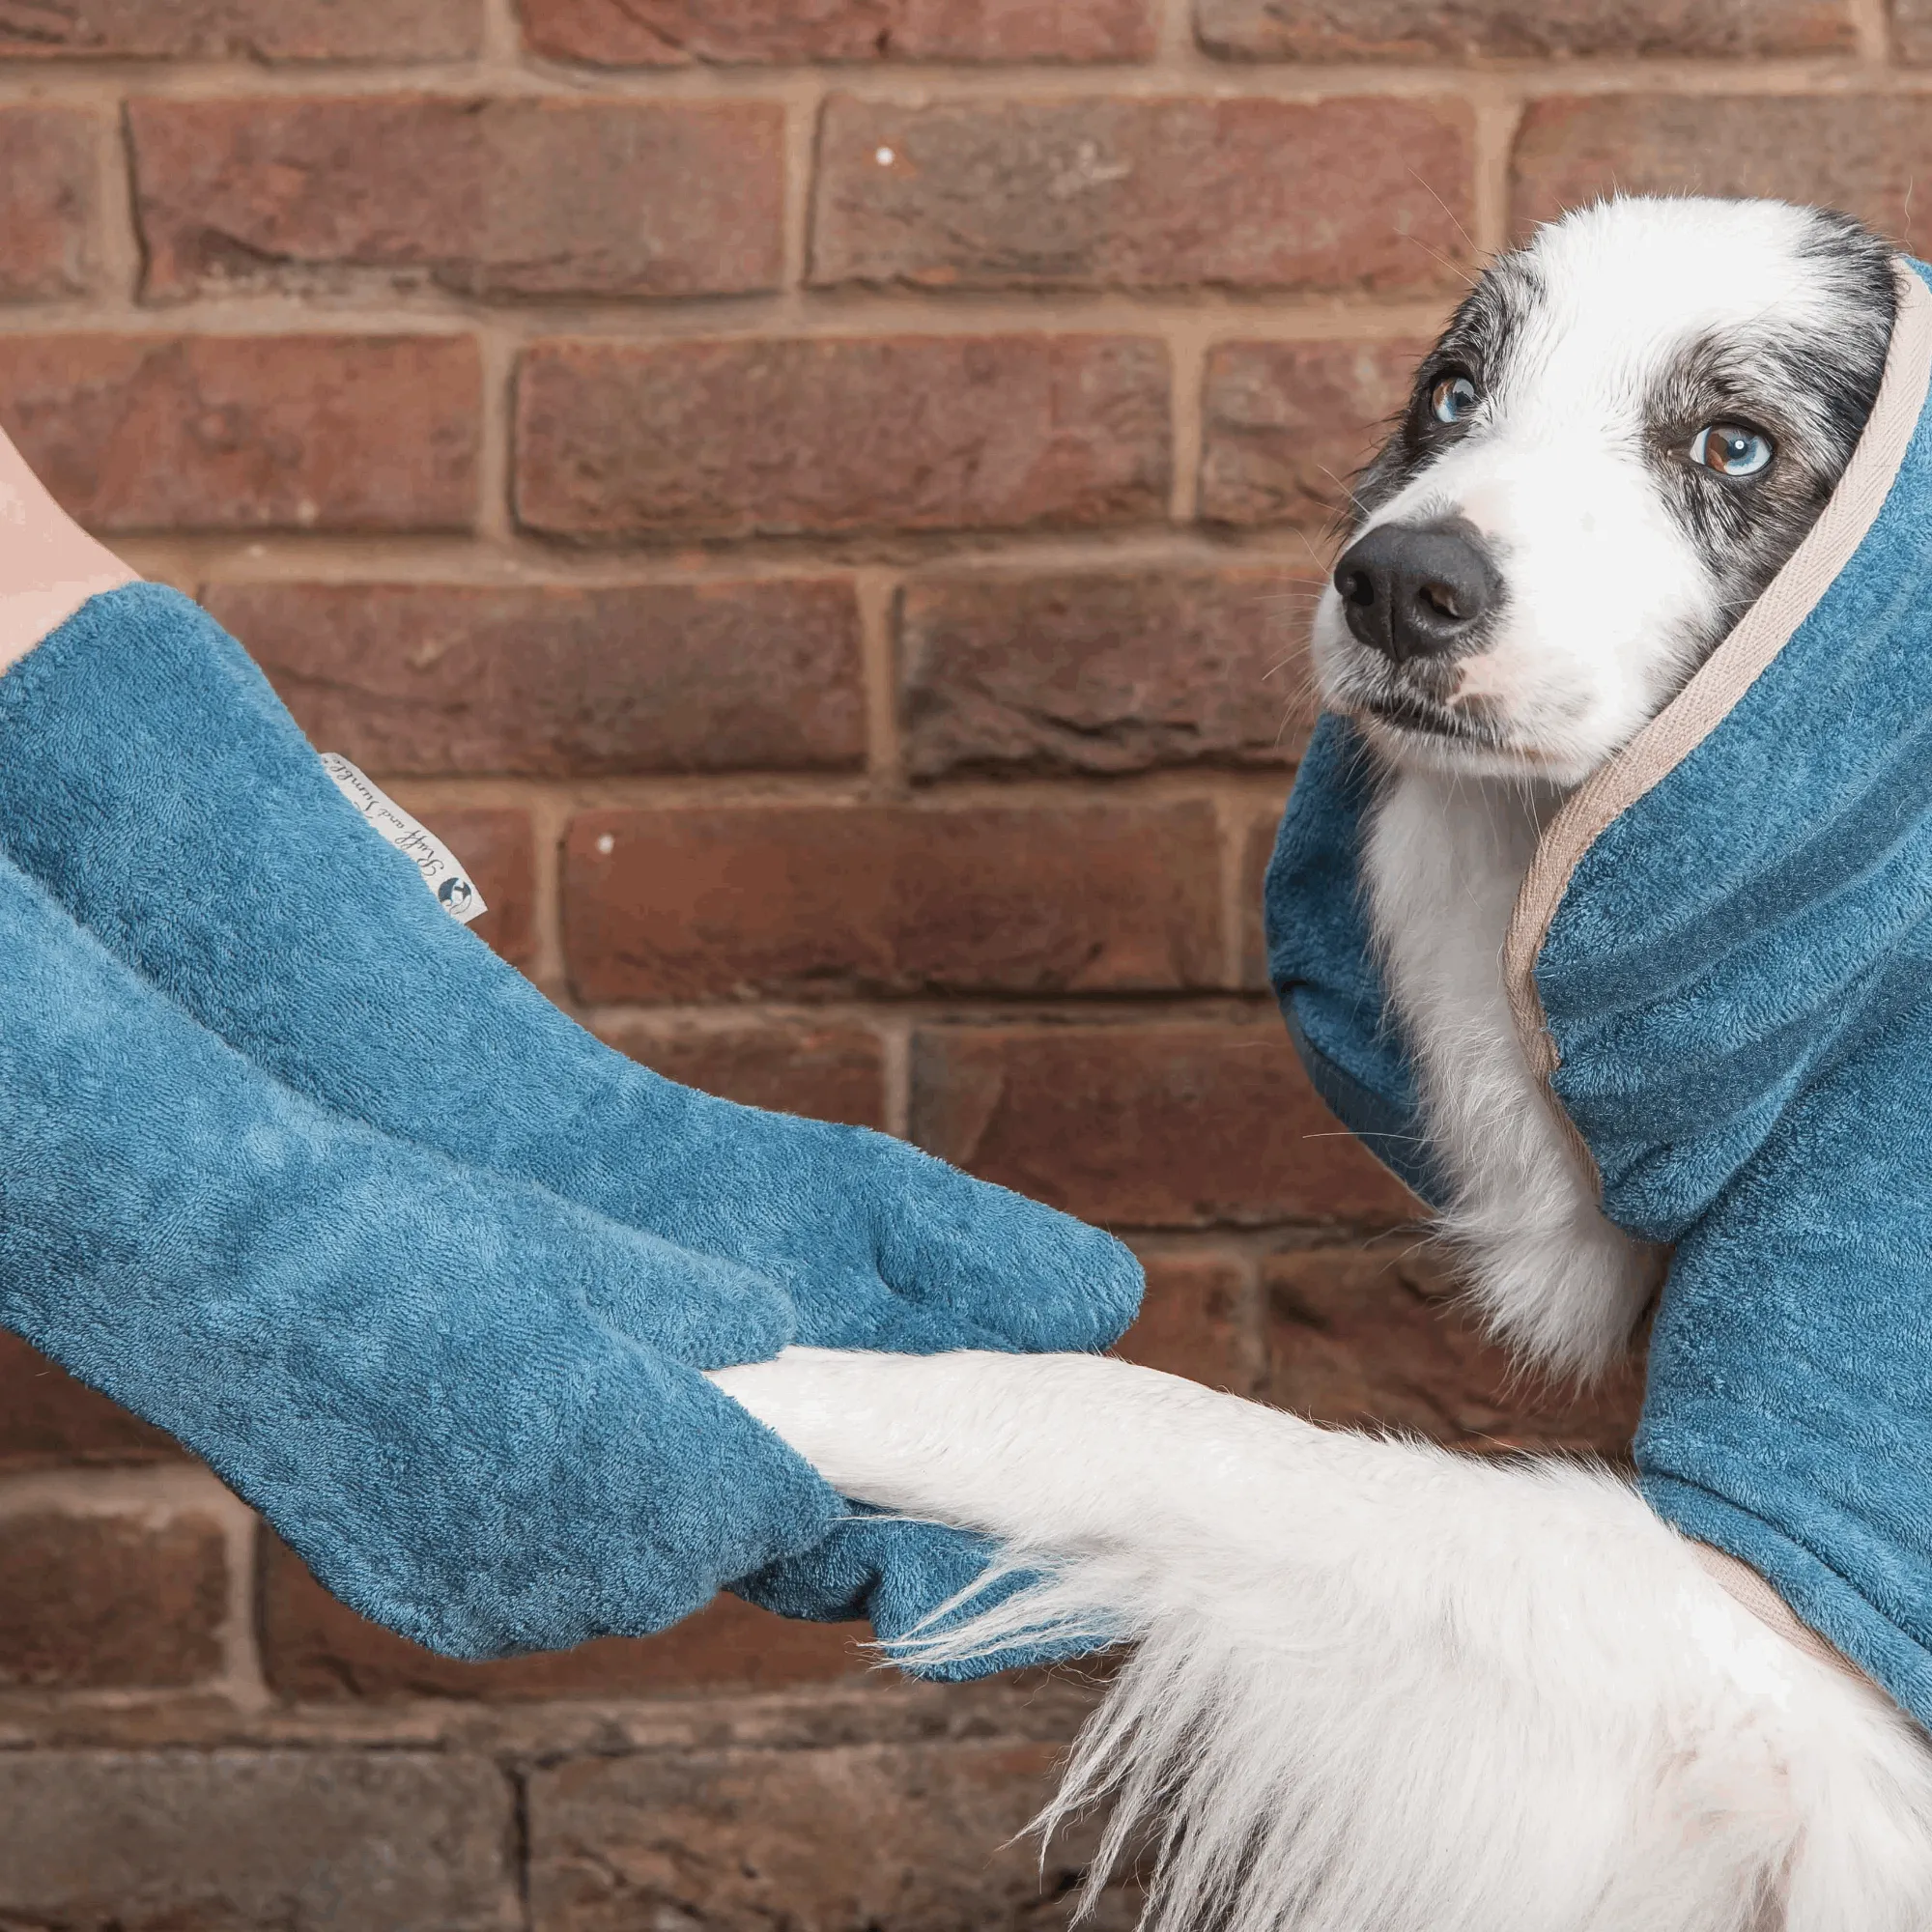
<box><xmin>711</xmin><ymin>1347</ymin><xmax>1753</xmax><ymax>1651</ymax></box>
<box><xmin>710</xmin><ymin>1345</ymin><xmax>1364</xmax><ymax>1559</ymax></box>
<box><xmin>711</xmin><ymin>1347</ymin><xmax>1932</xmax><ymax>1932</ymax></box>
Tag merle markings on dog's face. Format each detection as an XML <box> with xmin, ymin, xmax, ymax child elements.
<box><xmin>1314</xmin><ymin>196</ymin><xmax>1897</xmax><ymax>785</ymax></box>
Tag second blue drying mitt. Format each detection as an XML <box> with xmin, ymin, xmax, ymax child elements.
<box><xmin>0</xmin><ymin>848</ymin><xmax>839</xmax><ymax>1658</ymax></box>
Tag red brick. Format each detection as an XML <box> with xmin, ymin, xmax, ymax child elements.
<box><xmin>0</xmin><ymin>1508</ymin><xmax>227</xmax><ymax>1690</ymax></box>
<box><xmin>416</xmin><ymin>807</ymin><xmax>536</xmax><ymax>967</ymax></box>
<box><xmin>1240</xmin><ymin>803</ymin><xmax>1288</xmax><ymax>991</ymax></box>
<box><xmin>0</xmin><ymin>1331</ymin><xmax>181</xmax><ymax>1467</ymax></box>
<box><xmin>901</xmin><ymin>568</ymin><xmax>1319</xmax><ymax>780</ymax></box>
<box><xmin>526</xmin><ymin>1742</ymin><xmax>1136</xmax><ymax>1932</ymax></box>
<box><xmin>1114</xmin><ymin>1251</ymin><xmax>1258</xmax><ymax>1391</ymax></box>
<box><xmin>0</xmin><ymin>108</ymin><xmax>98</xmax><ymax>302</ymax></box>
<box><xmin>1201</xmin><ymin>338</ymin><xmax>1425</xmax><ymax>528</ymax></box>
<box><xmin>260</xmin><ymin>1534</ymin><xmax>866</xmax><ymax>1700</ymax></box>
<box><xmin>910</xmin><ymin>1021</ymin><xmax>1419</xmax><ymax>1228</ymax></box>
<box><xmin>1196</xmin><ymin>0</ymin><xmax>1852</xmax><ymax>59</ymax></box>
<box><xmin>515</xmin><ymin>334</ymin><xmax>1170</xmax><ymax>542</ymax></box>
<box><xmin>1264</xmin><ymin>1247</ymin><xmax>1643</xmax><ymax>1455</ymax></box>
<box><xmin>131</xmin><ymin>98</ymin><xmax>784</xmax><ymax>304</ymax></box>
<box><xmin>0</xmin><ymin>0</ymin><xmax>481</xmax><ymax>59</ymax></box>
<box><xmin>210</xmin><ymin>580</ymin><xmax>865</xmax><ymax>779</ymax></box>
<box><xmin>563</xmin><ymin>803</ymin><xmax>1225</xmax><ymax>1004</ymax></box>
<box><xmin>0</xmin><ymin>335</ymin><xmax>480</xmax><ymax>534</ymax></box>
<box><xmin>598</xmin><ymin>1020</ymin><xmax>889</xmax><ymax>1128</ymax></box>
<box><xmin>813</xmin><ymin>95</ymin><xmax>1475</xmax><ymax>295</ymax></box>
<box><xmin>1901</xmin><ymin>0</ymin><xmax>1932</xmax><ymax>61</ymax></box>
<box><xmin>521</xmin><ymin>0</ymin><xmax>1155</xmax><ymax>64</ymax></box>
<box><xmin>0</xmin><ymin>1753</ymin><xmax>516</xmax><ymax>1932</ymax></box>
<box><xmin>1513</xmin><ymin>97</ymin><xmax>1932</xmax><ymax>244</ymax></box>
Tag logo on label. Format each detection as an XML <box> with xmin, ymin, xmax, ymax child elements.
<box><xmin>319</xmin><ymin>753</ymin><xmax>489</xmax><ymax>927</ymax></box>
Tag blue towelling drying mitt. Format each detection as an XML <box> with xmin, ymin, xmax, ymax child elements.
<box><xmin>0</xmin><ymin>850</ymin><xmax>843</xmax><ymax>1658</ymax></box>
<box><xmin>0</xmin><ymin>582</ymin><xmax>1141</xmax><ymax>1663</ymax></box>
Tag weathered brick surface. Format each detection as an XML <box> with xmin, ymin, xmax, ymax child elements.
<box><xmin>1115</xmin><ymin>1251</ymin><xmax>1258</xmax><ymax>1391</ymax></box>
<box><xmin>0</xmin><ymin>1510</ymin><xmax>227</xmax><ymax>1690</ymax></box>
<box><xmin>563</xmin><ymin>803</ymin><xmax>1225</xmax><ymax>1003</ymax></box>
<box><xmin>814</xmin><ymin>96</ymin><xmax>1475</xmax><ymax>294</ymax></box>
<box><xmin>0</xmin><ymin>0</ymin><xmax>481</xmax><ymax>59</ymax></box>
<box><xmin>211</xmin><ymin>579</ymin><xmax>865</xmax><ymax>778</ymax></box>
<box><xmin>1201</xmin><ymin>337</ymin><xmax>1425</xmax><ymax>528</ymax></box>
<box><xmin>515</xmin><ymin>334</ymin><xmax>1170</xmax><ymax>541</ymax></box>
<box><xmin>260</xmin><ymin>1534</ymin><xmax>866</xmax><ymax>1699</ymax></box>
<box><xmin>0</xmin><ymin>1752</ymin><xmax>519</xmax><ymax>1931</ymax></box>
<box><xmin>1513</xmin><ymin>96</ymin><xmax>1932</xmax><ymax>243</ymax></box>
<box><xmin>419</xmin><ymin>807</ymin><xmax>537</xmax><ymax>966</ymax></box>
<box><xmin>0</xmin><ymin>335</ymin><xmax>480</xmax><ymax>533</ymax></box>
<box><xmin>910</xmin><ymin>1022</ymin><xmax>1420</xmax><ymax>1227</ymax></box>
<box><xmin>131</xmin><ymin>98</ymin><xmax>785</xmax><ymax>303</ymax></box>
<box><xmin>600</xmin><ymin>1019</ymin><xmax>890</xmax><ymax>1127</ymax></box>
<box><xmin>1264</xmin><ymin>1248</ymin><xmax>1644</xmax><ymax>1454</ymax></box>
<box><xmin>0</xmin><ymin>108</ymin><xmax>99</xmax><ymax>302</ymax></box>
<box><xmin>521</xmin><ymin>0</ymin><xmax>1156</xmax><ymax>64</ymax></box>
<box><xmin>1196</xmin><ymin>0</ymin><xmax>1853</xmax><ymax>59</ymax></box>
<box><xmin>1241</xmin><ymin>804</ymin><xmax>1289</xmax><ymax>991</ymax></box>
<box><xmin>527</xmin><ymin>1741</ymin><xmax>1139</xmax><ymax>1932</ymax></box>
<box><xmin>0</xmin><ymin>1332</ymin><xmax>182</xmax><ymax>1466</ymax></box>
<box><xmin>901</xmin><ymin>568</ymin><xmax>1318</xmax><ymax>779</ymax></box>
<box><xmin>1901</xmin><ymin>0</ymin><xmax>1932</xmax><ymax>62</ymax></box>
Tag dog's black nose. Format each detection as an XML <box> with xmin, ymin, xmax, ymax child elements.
<box><xmin>1333</xmin><ymin>521</ymin><xmax>1498</xmax><ymax>665</ymax></box>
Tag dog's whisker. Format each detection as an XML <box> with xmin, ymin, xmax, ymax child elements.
<box><xmin>1406</xmin><ymin>162</ymin><xmax>1482</xmax><ymax>264</ymax></box>
<box><xmin>1398</xmin><ymin>229</ymin><xmax>1479</xmax><ymax>289</ymax></box>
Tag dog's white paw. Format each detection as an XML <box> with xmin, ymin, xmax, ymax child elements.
<box><xmin>708</xmin><ymin>1348</ymin><xmax>875</xmax><ymax>1483</ymax></box>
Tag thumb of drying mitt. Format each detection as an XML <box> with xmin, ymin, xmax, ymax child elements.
<box><xmin>0</xmin><ymin>848</ymin><xmax>840</xmax><ymax>1659</ymax></box>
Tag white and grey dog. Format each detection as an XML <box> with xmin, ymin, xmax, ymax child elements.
<box><xmin>713</xmin><ymin>199</ymin><xmax>1932</xmax><ymax>1931</ymax></box>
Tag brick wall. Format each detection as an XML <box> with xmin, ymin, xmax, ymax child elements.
<box><xmin>0</xmin><ymin>1</ymin><xmax>1910</xmax><ymax>1923</ymax></box>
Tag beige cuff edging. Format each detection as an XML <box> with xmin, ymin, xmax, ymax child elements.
<box><xmin>1690</xmin><ymin>1544</ymin><xmax>1863</xmax><ymax>1683</ymax></box>
<box><xmin>1501</xmin><ymin>262</ymin><xmax>1932</xmax><ymax>1195</ymax></box>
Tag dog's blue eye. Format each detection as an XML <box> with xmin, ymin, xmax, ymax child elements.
<box><xmin>1690</xmin><ymin>422</ymin><xmax>1773</xmax><ymax>478</ymax></box>
<box><xmin>1430</xmin><ymin>373</ymin><xmax>1479</xmax><ymax>424</ymax></box>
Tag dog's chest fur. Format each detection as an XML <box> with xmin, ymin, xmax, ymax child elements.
<box><xmin>1362</xmin><ymin>765</ymin><xmax>1655</xmax><ymax>1376</ymax></box>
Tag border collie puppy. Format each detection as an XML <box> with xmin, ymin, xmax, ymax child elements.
<box><xmin>713</xmin><ymin>199</ymin><xmax>1932</xmax><ymax>1932</ymax></box>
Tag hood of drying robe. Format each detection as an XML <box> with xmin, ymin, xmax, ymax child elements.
<box><xmin>1264</xmin><ymin>255</ymin><xmax>1932</xmax><ymax>1728</ymax></box>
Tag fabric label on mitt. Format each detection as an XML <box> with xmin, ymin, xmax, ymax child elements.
<box><xmin>319</xmin><ymin>753</ymin><xmax>488</xmax><ymax>926</ymax></box>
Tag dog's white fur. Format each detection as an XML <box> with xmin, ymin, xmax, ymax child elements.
<box><xmin>1360</xmin><ymin>766</ymin><xmax>1658</xmax><ymax>1382</ymax></box>
<box><xmin>712</xmin><ymin>199</ymin><xmax>1932</xmax><ymax>1929</ymax></box>
<box><xmin>717</xmin><ymin>1348</ymin><xmax>1932</xmax><ymax>1931</ymax></box>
